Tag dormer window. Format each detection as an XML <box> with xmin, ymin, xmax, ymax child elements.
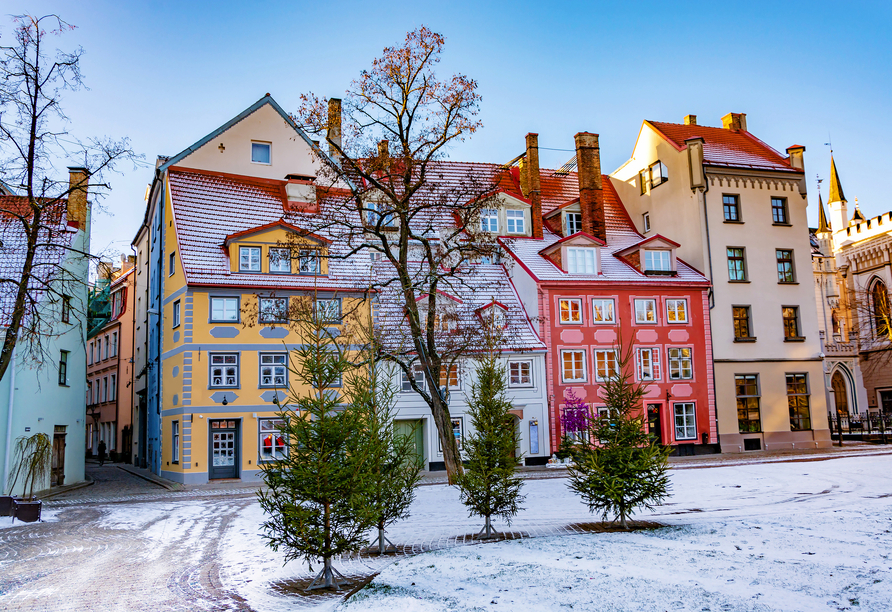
<box><xmin>564</xmin><ymin>212</ymin><xmax>582</xmax><ymax>235</ymax></box>
<box><xmin>478</xmin><ymin>303</ymin><xmax>508</xmax><ymax>329</ymax></box>
<box><xmin>298</xmin><ymin>249</ymin><xmax>320</xmax><ymax>275</ymax></box>
<box><xmin>239</xmin><ymin>246</ymin><xmax>261</xmax><ymax>272</ymax></box>
<box><xmin>366</xmin><ymin>201</ymin><xmax>397</xmax><ymax>228</ymax></box>
<box><xmin>567</xmin><ymin>247</ymin><xmax>597</xmax><ymax>274</ymax></box>
<box><xmin>506</xmin><ymin>210</ymin><xmax>525</xmax><ymax>234</ymax></box>
<box><xmin>644</xmin><ymin>250</ymin><xmax>671</xmax><ymax>272</ymax></box>
<box><xmin>251</xmin><ymin>141</ymin><xmax>271</xmax><ymax>165</ymax></box>
<box><xmin>269</xmin><ymin>248</ymin><xmax>291</xmax><ymax>273</ymax></box>
<box><xmin>481</xmin><ymin>209</ymin><xmax>499</xmax><ymax>232</ymax></box>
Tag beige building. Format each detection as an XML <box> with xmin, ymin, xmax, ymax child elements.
<box><xmin>611</xmin><ymin>113</ymin><xmax>831</xmax><ymax>451</ymax></box>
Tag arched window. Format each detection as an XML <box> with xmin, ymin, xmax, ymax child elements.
<box><xmin>831</xmin><ymin>371</ymin><xmax>849</xmax><ymax>416</ymax></box>
<box><xmin>871</xmin><ymin>280</ymin><xmax>890</xmax><ymax>339</ymax></box>
<box><xmin>831</xmin><ymin>311</ymin><xmax>840</xmax><ymax>335</ymax></box>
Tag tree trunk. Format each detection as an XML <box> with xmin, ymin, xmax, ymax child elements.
<box><xmin>429</xmin><ymin>391</ymin><xmax>463</xmax><ymax>484</ymax></box>
<box><xmin>378</xmin><ymin>525</ymin><xmax>386</xmax><ymax>555</ymax></box>
<box><xmin>485</xmin><ymin>515</ymin><xmax>492</xmax><ymax>539</ymax></box>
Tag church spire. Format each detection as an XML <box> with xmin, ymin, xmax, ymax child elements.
<box><xmin>828</xmin><ymin>155</ymin><xmax>846</xmax><ymax>204</ymax></box>
<box><xmin>817</xmin><ymin>193</ymin><xmax>830</xmax><ymax>233</ymax></box>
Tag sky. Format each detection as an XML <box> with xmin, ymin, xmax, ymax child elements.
<box><xmin>7</xmin><ymin>0</ymin><xmax>891</xmax><ymax>260</ymax></box>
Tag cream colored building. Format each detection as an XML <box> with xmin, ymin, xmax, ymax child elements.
<box><xmin>611</xmin><ymin>113</ymin><xmax>830</xmax><ymax>451</ymax></box>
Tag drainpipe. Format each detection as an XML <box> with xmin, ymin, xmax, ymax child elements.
<box><xmin>131</xmin><ymin>243</ymin><xmax>139</xmax><ymax>465</ymax></box>
<box><xmin>3</xmin><ymin>344</ymin><xmax>16</xmax><ymax>494</ymax></box>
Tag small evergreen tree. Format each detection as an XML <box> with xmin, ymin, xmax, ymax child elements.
<box><xmin>567</xmin><ymin>342</ymin><xmax>671</xmax><ymax>529</ymax></box>
<box><xmin>456</xmin><ymin>353</ymin><xmax>525</xmax><ymax>539</ymax></box>
<box><xmin>257</xmin><ymin>297</ymin><xmax>377</xmax><ymax>591</ymax></box>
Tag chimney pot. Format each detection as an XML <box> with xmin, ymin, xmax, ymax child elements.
<box><xmin>67</xmin><ymin>166</ymin><xmax>89</xmax><ymax>230</ymax></box>
<box><xmin>721</xmin><ymin>112</ymin><xmax>747</xmax><ymax>132</ymax></box>
<box><xmin>574</xmin><ymin>132</ymin><xmax>606</xmax><ymax>242</ymax></box>
<box><xmin>327</xmin><ymin>98</ymin><xmax>342</xmax><ymax>159</ymax></box>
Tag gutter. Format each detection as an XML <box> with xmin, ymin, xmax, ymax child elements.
<box><xmin>2</xmin><ymin>345</ymin><xmax>16</xmax><ymax>494</ymax></box>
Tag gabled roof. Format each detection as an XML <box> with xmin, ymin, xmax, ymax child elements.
<box><xmin>644</xmin><ymin>120</ymin><xmax>802</xmax><ymax>174</ymax></box>
<box><xmin>223</xmin><ymin>219</ymin><xmax>332</xmax><ymax>246</ymax></box>
<box><xmin>537</xmin><ymin>231</ymin><xmax>606</xmax><ymax>257</ymax></box>
<box><xmin>614</xmin><ymin>234</ymin><xmax>681</xmax><ymax>257</ymax></box>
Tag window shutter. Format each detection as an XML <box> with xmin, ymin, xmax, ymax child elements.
<box><xmin>653</xmin><ymin>348</ymin><xmax>661</xmax><ymax>380</ymax></box>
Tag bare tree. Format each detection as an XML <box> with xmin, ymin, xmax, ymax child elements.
<box><xmin>295</xmin><ymin>27</ymin><xmax>504</xmax><ymax>482</ymax></box>
<box><xmin>0</xmin><ymin>14</ymin><xmax>135</xmax><ymax>381</ymax></box>
<box><xmin>844</xmin><ymin>279</ymin><xmax>892</xmax><ymax>384</ymax></box>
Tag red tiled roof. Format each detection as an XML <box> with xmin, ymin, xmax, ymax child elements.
<box><xmin>646</xmin><ymin>121</ymin><xmax>801</xmax><ymax>173</ymax></box>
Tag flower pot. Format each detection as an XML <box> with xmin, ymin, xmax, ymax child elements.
<box><xmin>0</xmin><ymin>496</ymin><xmax>14</xmax><ymax>517</ymax></box>
<box><xmin>13</xmin><ymin>499</ymin><xmax>41</xmax><ymax>523</ymax></box>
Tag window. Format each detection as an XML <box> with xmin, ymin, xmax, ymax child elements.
<box><xmin>260</xmin><ymin>353</ymin><xmax>288</xmax><ymax>387</ymax></box>
<box><xmin>642</xmin><ymin>212</ymin><xmax>651</xmax><ymax>233</ymax></box>
<box><xmin>102</xmin><ymin>377</ymin><xmax>108</xmax><ymax>402</ymax></box>
<box><xmin>268</xmin><ymin>247</ymin><xmax>291</xmax><ymax>273</ymax></box>
<box><xmin>87</xmin><ymin>341</ymin><xmax>93</xmax><ymax>365</ymax></box>
<box><xmin>639</xmin><ymin>170</ymin><xmax>647</xmax><ymax>194</ymax></box>
<box><xmin>109</xmin><ymin>374</ymin><xmax>116</xmax><ymax>401</ymax></box>
<box><xmin>169</xmin><ymin>252</ymin><xmax>175</xmax><ymax>276</ymax></box>
<box><xmin>173</xmin><ymin>300</ymin><xmax>181</xmax><ymax>328</ymax></box>
<box><xmin>481</xmin><ymin>209</ymin><xmax>499</xmax><ymax>232</ymax></box>
<box><xmin>771</xmin><ymin>197</ymin><xmax>788</xmax><ymax>224</ymax></box>
<box><xmin>635</xmin><ymin>299</ymin><xmax>657</xmax><ymax>324</ymax></box>
<box><xmin>787</xmin><ymin>373</ymin><xmax>811</xmax><ymax>431</ymax></box>
<box><xmin>365</xmin><ymin>201</ymin><xmax>397</xmax><ymax>228</ymax></box>
<box><xmin>401</xmin><ymin>364</ymin><xmax>426</xmax><ymax>392</ymax></box>
<box><xmin>61</xmin><ymin>295</ymin><xmax>71</xmax><ymax>323</ymax></box>
<box><xmin>723</xmin><ymin>195</ymin><xmax>741</xmax><ymax>222</ymax></box>
<box><xmin>727</xmin><ymin>247</ymin><xmax>747</xmax><ymax>281</ymax></box>
<box><xmin>565</xmin><ymin>212</ymin><xmax>582</xmax><ymax>235</ymax></box>
<box><xmin>666</xmin><ymin>299</ymin><xmax>688</xmax><ymax>323</ymax></box>
<box><xmin>298</xmin><ymin>249</ymin><xmax>320</xmax><ymax>274</ymax></box>
<box><xmin>644</xmin><ymin>250</ymin><xmax>671</xmax><ymax>272</ymax></box>
<box><xmin>58</xmin><ymin>350</ymin><xmax>69</xmax><ymax>386</ymax></box>
<box><xmin>508</xmin><ymin>360</ymin><xmax>533</xmax><ymax>387</ymax></box>
<box><xmin>567</xmin><ymin>247</ymin><xmax>596</xmax><ymax>274</ymax></box>
<box><xmin>591</xmin><ymin>298</ymin><xmax>615</xmax><ymax>324</ymax></box>
<box><xmin>112</xmin><ymin>332</ymin><xmax>118</xmax><ymax>357</ymax></box>
<box><xmin>439</xmin><ymin>418</ymin><xmax>463</xmax><ymax>452</ymax></box>
<box><xmin>239</xmin><ymin>246</ymin><xmax>261</xmax><ymax>272</ymax></box>
<box><xmin>251</xmin><ymin>141</ymin><xmax>271</xmax><ymax>164</ymax></box>
<box><xmin>210</xmin><ymin>353</ymin><xmax>239</xmax><ymax>388</ymax></box>
<box><xmin>674</xmin><ymin>403</ymin><xmax>697</xmax><ymax>440</ymax></box>
<box><xmin>211</xmin><ymin>296</ymin><xmax>239</xmax><ymax>322</ymax></box>
<box><xmin>259</xmin><ymin>419</ymin><xmax>287</xmax><ymax>461</ymax></box>
<box><xmin>872</xmin><ymin>280</ymin><xmax>890</xmax><ymax>338</ymax></box>
<box><xmin>595</xmin><ymin>350</ymin><xmax>618</xmax><ymax>382</ymax></box>
<box><xmin>736</xmin><ymin>374</ymin><xmax>761</xmax><ymax>433</ymax></box>
<box><xmin>561</xmin><ymin>350</ymin><xmax>587</xmax><ymax>383</ymax></box>
<box><xmin>782</xmin><ymin>306</ymin><xmax>801</xmax><ymax>340</ymax></box>
<box><xmin>649</xmin><ymin>160</ymin><xmax>668</xmax><ymax>188</ymax></box>
<box><xmin>104</xmin><ymin>335</ymin><xmax>109</xmax><ymax>360</ymax></box>
<box><xmin>636</xmin><ymin>347</ymin><xmax>661</xmax><ymax>381</ymax></box>
<box><xmin>505</xmin><ymin>209</ymin><xmax>525</xmax><ymax>233</ymax></box>
<box><xmin>259</xmin><ymin>297</ymin><xmax>288</xmax><ymax>324</ymax></box>
<box><xmin>776</xmin><ymin>250</ymin><xmax>795</xmax><ymax>283</ymax></box>
<box><xmin>668</xmin><ymin>347</ymin><xmax>693</xmax><ymax>380</ymax></box>
<box><xmin>440</xmin><ymin>363</ymin><xmax>460</xmax><ymax>390</ymax></box>
<box><xmin>172</xmin><ymin>421</ymin><xmax>180</xmax><ymax>463</ymax></box>
<box><xmin>559</xmin><ymin>298</ymin><xmax>582</xmax><ymax>324</ymax></box>
<box><xmin>733</xmin><ymin>306</ymin><xmax>753</xmax><ymax>340</ymax></box>
<box><xmin>315</xmin><ymin>299</ymin><xmax>341</xmax><ymax>323</ymax></box>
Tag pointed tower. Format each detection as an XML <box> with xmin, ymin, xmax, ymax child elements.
<box><xmin>827</xmin><ymin>155</ymin><xmax>848</xmax><ymax>231</ymax></box>
<box><xmin>814</xmin><ymin>193</ymin><xmax>834</xmax><ymax>257</ymax></box>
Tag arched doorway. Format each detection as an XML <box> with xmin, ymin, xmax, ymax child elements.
<box><xmin>831</xmin><ymin>370</ymin><xmax>849</xmax><ymax>416</ymax></box>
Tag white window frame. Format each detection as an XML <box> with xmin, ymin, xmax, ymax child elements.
<box><xmin>315</xmin><ymin>298</ymin><xmax>341</xmax><ymax>323</ymax></box>
<box><xmin>591</xmin><ymin>298</ymin><xmax>615</xmax><ymax>324</ymax></box>
<box><xmin>210</xmin><ymin>296</ymin><xmax>240</xmax><ymax>322</ymax></box>
<box><xmin>269</xmin><ymin>247</ymin><xmax>291</xmax><ymax>273</ymax></box>
<box><xmin>401</xmin><ymin>364</ymin><xmax>426</xmax><ymax>392</ymax></box>
<box><xmin>635</xmin><ymin>298</ymin><xmax>657</xmax><ymax>324</ymax></box>
<box><xmin>643</xmin><ymin>212</ymin><xmax>651</xmax><ymax>233</ymax></box>
<box><xmin>259</xmin><ymin>418</ymin><xmax>287</xmax><ymax>462</ymax></box>
<box><xmin>440</xmin><ymin>363</ymin><xmax>461</xmax><ymax>390</ymax></box>
<box><xmin>673</xmin><ymin>402</ymin><xmax>697</xmax><ymax>440</ymax></box>
<box><xmin>505</xmin><ymin>209</ymin><xmax>525</xmax><ymax>234</ymax></box>
<box><xmin>666</xmin><ymin>299</ymin><xmax>688</xmax><ymax>324</ymax></box>
<box><xmin>173</xmin><ymin>300</ymin><xmax>181</xmax><ymax>328</ymax></box>
<box><xmin>481</xmin><ymin>209</ymin><xmax>499</xmax><ymax>232</ymax></box>
<box><xmin>594</xmin><ymin>349</ymin><xmax>618</xmax><ymax>382</ymax></box>
<box><xmin>644</xmin><ymin>250</ymin><xmax>671</xmax><ymax>272</ymax></box>
<box><xmin>558</xmin><ymin>298</ymin><xmax>583</xmax><ymax>324</ymax></box>
<box><xmin>259</xmin><ymin>353</ymin><xmax>288</xmax><ymax>388</ymax></box>
<box><xmin>668</xmin><ymin>347</ymin><xmax>693</xmax><ymax>380</ymax></box>
<box><xmin>438</xmin><ymin>417</ymin><xmax>464</xmax><ymax>453</ymax></box>
<box><xmin>561</xmin><ymin>349</ymin><xmax>587</xmax><ymax>383</ymax></box>
<box><xmin>259</xmin><ymin>297</ymin><xmax>289</xmax><ymax>324</ymax></box>
<box><xmin>251</xmin><ymin>141</ymin><xmax>271</xmax><ymax>165</ymax></box>
<box><xmin>636</xmin><ymin>347</ymin><xmax>661</xmax><ymax>381</ymax></box>
<box><xmin>239</xmin><ymin>246</ymin><xmax>261</xmax><ymax>272</ymax></box>
<box><xmin>565</xmin><ymin>212</ymin><xmax>582</xmax><ymax>235</ymax></box>
<box><xmin>210</xmin><ymin>353</ymin><xmax>240</xmax><ymax>388</ymax></box>
<box><xmin>172</xmin><ymin>420</ymin><xmax>180</xmax><ymax>463</ymax></box>
<box><xmin>508</xmin><ymin>359</ymin><xmax>533</xmax><ymax>388</ymax></box>
<box><xmin>567</xmin><ymin>247</ymin><xmax>597</xmax><ymax>274</ymax></box>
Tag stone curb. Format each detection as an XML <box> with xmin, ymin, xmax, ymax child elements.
<box><xmin>116</xmin><ymin>465</ymin><xmax>179</xmax><ymax>491</ymax></box>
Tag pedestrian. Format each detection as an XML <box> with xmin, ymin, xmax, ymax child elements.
<box><xmin>98</xmin><ymin>440</ymin><xmax>107</xmax><ymax>466</ymax></box>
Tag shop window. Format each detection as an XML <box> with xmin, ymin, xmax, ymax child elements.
<box><xmin>673</xmin><ymin>403</ymin><xmax>696</xmax><ymax>440</ymax></box>
<box><xmin>786</xmin><ymin>373</ymin><xmax>811</xmax><ymax>430</ymax></box>
<box><xmin>259</xmin><ymin>419</ymin><xmax>287</xmax><ymax>461</ymax></box>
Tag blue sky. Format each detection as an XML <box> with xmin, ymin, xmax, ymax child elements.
<box><xmin>9</xmin><ymin>0</ymin><xmax>891</xmax><ymax>257</ymax></box>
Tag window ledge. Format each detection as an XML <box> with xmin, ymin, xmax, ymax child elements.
<box><xmin>723</xmin><ymin>220</ymin><xmax>744</xmax><ymax>224</ymax></box>
<box><xmin>734</xmin><ymin>337</ymin><xmax>757</xmax><ymax>343</ymax></box>
<box><xmin>644</xmin><ymin>270</ymin><xmax>677</xmax><ymax>276</ymax></box>
<box><xmin>208</xmin><ymin>320</ymin><xmax>240</xmax><ymax>325</ymax></box>
<box><xmin>778</xmin><ymin>281</ymin><xmax>799</xmax><ymax>285</ymax></box>
<box><xmin>784</xmin><ymin>336</ymin><xmax>807</xmax><ymax>342</ymax></box>
<box><xmin>772</xmin><ymin>222</ymin><xmax>793</xmax><ymax>227</ymax></box>
<box><xmin>728</xmin><ymin>280</ymin><xmax>751</xmax><ymax>284</ymax></box>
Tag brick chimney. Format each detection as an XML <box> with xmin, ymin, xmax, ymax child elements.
<box><xmin>518</xmin><ymin>133</ymin><xmax>544</xmax><ymax>239</ymax></box>
<box><xmin>574</xmin><ymin>132</ymin><xmax>605</xmax><ymax>242</ymax></box>
<box><xmin>327</xmin><ymin>98</ymin><xmax>342</xmax><ymax>159</ymax></box>
<box><xmin>684</xmin><ymin>114</ymin><xmax>697</xmax><ymax>125</ymax></box>
<box><xmin>67</xmin><ymin>167</ymin><xmax>89</xmax><ymax>230</ymax></box>
<box><xmin>721</xmin><ymin>112</ymin><xmax>747</xmax><ymax>131</ymax></box>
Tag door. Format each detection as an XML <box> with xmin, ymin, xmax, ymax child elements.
<box><xmin>394</xmin><ymin>419</ymin><xmax>424</xmax><ymax>468</ymax></box>
<box><xmin>51</xmin><ymin>431</ymin><xmax>66</xmax><ymax>486</ymax></box>
<box><xmin>137</xmin><ymin>392</ymin><xmax>147</xmax><ymax>468</ymax></box>
<box><xmin>647</xmin><ymin>404</ymin><xmax>663</xmax><ymax>445</ymax></box>
<box><xmin>209</xmin><ymin>419</ymin><xmax>239</xmax><ymax>479</ymax></box>
<box><xmin>831</xmin><ymin>372</ymin><xmax>849</xmax><ymax>416</ymax></box>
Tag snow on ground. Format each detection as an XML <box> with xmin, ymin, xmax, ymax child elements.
<box><xmin>0</xmin><ymin>507</ymin><xmax>58</xmax><ymax>529</ymax></box>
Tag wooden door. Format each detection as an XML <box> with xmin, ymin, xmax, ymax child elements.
<box><xmin>394</xmin><ymin>420</ymin><xmax>424</xmax><ymax>467</ymax></box>
<box><xmin>51</xmin><ymin>433</ymin><xmax>66</xmax><ymax>486</ymax></box>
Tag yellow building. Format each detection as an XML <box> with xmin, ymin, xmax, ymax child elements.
<box><xmin>138</xmin><ymin>95</ymin><xmax>371</xmax><ymax>483</ymax></box>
